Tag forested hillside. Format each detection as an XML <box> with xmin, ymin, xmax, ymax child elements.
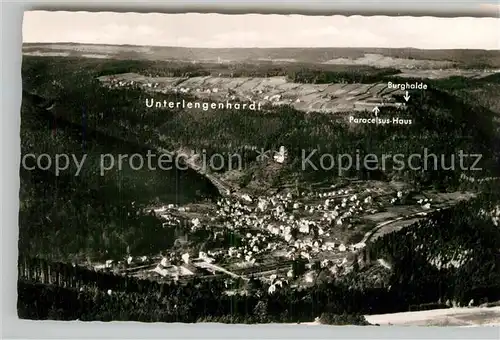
<box><xmin>18</xmin><ymin>56</ymin><xmax>500</xmax><ymax>323</ymax></box>
<box><xmin>369</xmin><ymin>191</ymin><xmax>500</xmax><ymax>306</ymax></box>
<box><xmin>22</xmin><ymin>56</ymin><xmax>500</xmax><ymax>191</ymax></box>
<box><xmin>20</xmin><ymin>88</ymin><xmax>217</xmax><ymax>263</ymax></box>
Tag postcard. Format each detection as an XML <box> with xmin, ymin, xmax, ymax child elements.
<box><xmin>19</xmin><ymin>10</ymin><xmax>500</xmax><ymax>326</ymax></box>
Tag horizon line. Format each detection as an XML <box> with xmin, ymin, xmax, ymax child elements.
<box><xmin>22</xmin><ymin>42</ymin><xmax>500</xmax><ymax>52</ymax></box>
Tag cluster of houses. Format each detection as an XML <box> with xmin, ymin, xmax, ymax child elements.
<box><xmin>98</xmin><ymin>181</ymin><xmax>453</xmax><ymax>292</ymax></box>
<box><xmin>146</xmin><ymin>187</ymin><xmax>379</xmax><ymax>283</ymax></box>
<box><xmin>93</xmin><ymin>171</ymin><xmax>467</xmax><ymax>291</ymax></box>
<box><xmin>95</xmin><ymin>183</ymin><xmax>458</xmax><ymax>294</ymax></box>
<box><xmin>99</xmin><ymin>75</ymin><xmax>301</xmax><ymax>106</ymax></box>
<box><xmin>104</xmin><ymin>77</ymin><xmax>138</xmax><ymax>89</ymax></box>
<box><xmin>109</xmin><ymin>185</ymin><xmax>377</xmax><ymax>286</ymax></box>
<box><xmin>98</xmin><ymin>72</ymin><xmax>419</xmax><ymax>116</ymax></box>
<box><xmin>267</xmin><ymin>274</ymin><xmax>288</xmax><ymax>294</ymax></box>
<box><xmin>388</xmin><ymin>190</ymin><xmax>433</xmax><ymax>210</ymax></box>
<box><xmin>152</xmin><ymin>256</ymin><xmax>196</xmax><ymax>279</ymax></box>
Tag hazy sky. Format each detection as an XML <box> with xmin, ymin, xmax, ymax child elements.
<box><xmin>23</xmin><ymin>11</ymin><xmax>500</xmax><ymax>49</ymax></box>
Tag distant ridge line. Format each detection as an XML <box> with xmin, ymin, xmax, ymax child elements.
<box><xmin>22</xmin><ymin>42</ymin><xmax>500</xmax><ymax>52</ymax></box>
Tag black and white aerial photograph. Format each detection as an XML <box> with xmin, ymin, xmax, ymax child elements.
<box><xmin>18</xmin><ymin>10</ymin><xmax>500</xmax><ymax>326</ymax></box>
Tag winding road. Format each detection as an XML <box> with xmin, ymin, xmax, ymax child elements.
<box><xmin>361</xmin><ymin>193</ymin><xmax>477</xmax><ymax>246</ymax></box>
<box><xmin>157</xmin><ymin>146</ymin><xmax>234</xmax><ymax>197</ymax></box>
<box><xmin>361</xmin><ymin>208</ymin><xmax>441</xmax><ymax>245</ymax></box>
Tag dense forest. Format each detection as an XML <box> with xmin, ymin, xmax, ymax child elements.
<box><xmin>18</xmin><ymin>56</ymin><xmax>500</xmax><ymax>323</ymax></box>
<box><xmin>17</xmin><ymin>277</ymin><xmax>372</xmax><ymax>324</ymax></box>
<box><xmin>369</xmin><ymin>191</ymin><xmax>500</xmax><ymax>307</ymax></box>
<box><xmin>20</xmin><ymin>85</ymin><xmax>221</xmax><ymax>263</ymax></box>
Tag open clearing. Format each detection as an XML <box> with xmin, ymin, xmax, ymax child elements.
<box><xmin>365</xmin><ymin>306</ymin><xmax>500</xmax><ymax>326</ymax></box>
<box><xmin>23</xmin><ymin>43</ymin><xmax>500</xmax><ymax>68</ymax></box>
<box><xmin>98</xmin><ymin>73</ymin><xmax>408</xmax><ymax>114</ymax></box>
<box><xmin>322</xmin><ymin>53</ymin><xmax>453</xmax><ymax>69</ymax></box>
<box><xmin>280</xmin><ymin>306</ymin><xmax>500</xmax><ymax>326</ymax></box>
<box><xmin>397</xmin><ymin>68</ymin><xmax>499</xmax><ymax>79</ymax></box>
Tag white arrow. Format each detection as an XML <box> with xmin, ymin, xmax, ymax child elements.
<box><xmin>403</xmin><ymin>91</ymin><xmax>410</xmax><ymax>102</ymax></box>
<box><xmin>372</xmin><ymin>106</ymin><xmax>380</xmax><ymax>117</ymax></box>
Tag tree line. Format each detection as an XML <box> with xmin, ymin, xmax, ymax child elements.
<box><xmin>368</xmin><ymin>191</ymin><xmax>500</xmax><ymax>307</ymax></box>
